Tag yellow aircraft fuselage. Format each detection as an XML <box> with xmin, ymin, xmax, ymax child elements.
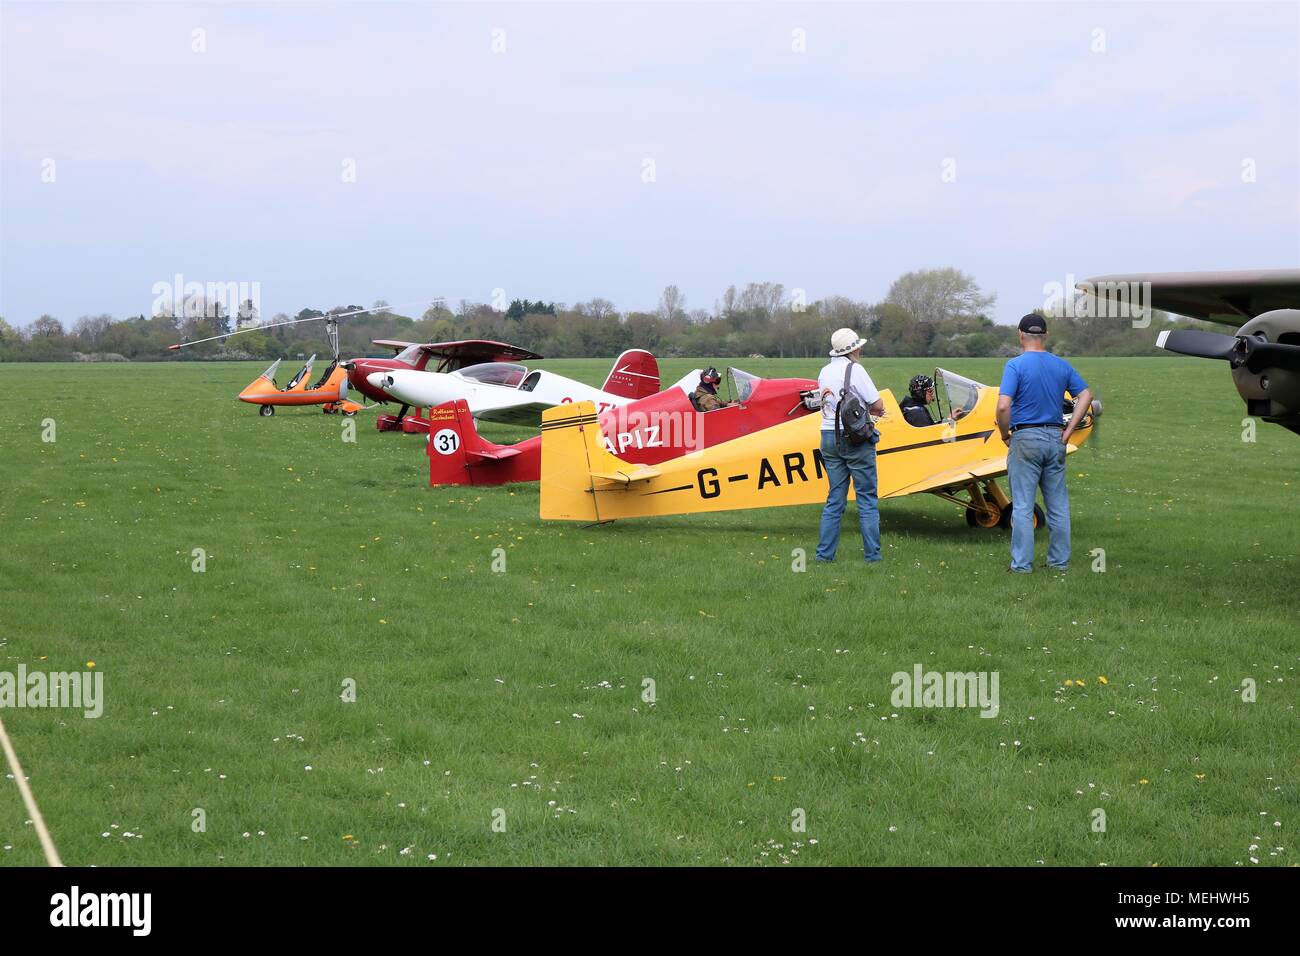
<box><xmin>540</xmin><ymin>383</ymin><xmax>1096</xmax><ymax>524</ymax></box>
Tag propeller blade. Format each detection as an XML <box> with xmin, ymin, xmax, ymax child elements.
<box><xmin>1155</xmin><ymin>329</ymin><xmax>1239</xmax><ymax>362</ymax></box>
<box><xmin>1241</xmin><ymin>338</ymin><xmax>1300</xmax><ymax>374</ymax></box>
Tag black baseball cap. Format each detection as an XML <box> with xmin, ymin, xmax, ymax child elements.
<box><xmin>1018</xmin><ymin>313</ymin><xmax>1047</xmax><ymax>334</ymax></box>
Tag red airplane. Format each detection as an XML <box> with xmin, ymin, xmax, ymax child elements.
<box><xmin>342</xmin><ymin>339</ymin><xmax>543</xmax><ymax>432</ymax></box>
<box><xmin>425</xmin><ymin>366</ymin><xmax>820</xmax><ymax>486</ymax></box>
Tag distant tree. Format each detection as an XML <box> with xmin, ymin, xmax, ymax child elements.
<box><xmin>657</xmin><ymin>285</ymin><xmax>686</xmax><ymax>323</ymax></box>
<box><xmin>577</xmin><ymin>298</ymin><xmax>618</xmax><ymax>321</ymax></box>
<box><xmin>73</xmin><ymin>314</ymin><xmax>114</xmax><ymax>349</ymax></box>
<box><xmin>30</xmin><ymin>315</ymin><xmax>64</xmax><ymax>338</ymax></box>
<box><xmin>886</xmin><ymin>268</ymin><xmax>995</xmax><ymax>327</ymax></box>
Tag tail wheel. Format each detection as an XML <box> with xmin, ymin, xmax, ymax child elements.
<box><xmin>259</xmin><ymin>405</ymin><xmax>274</xmax><ymax>417</ymax></box>
<box><xmin>965</xmin><ymin>501</ymin><xmax>1002</xmax><ymax>528</ymax></box>
<box><xmin>998</xmin><ymin>503</ymin><xmax>1046</xmax><ymax>530</ymax></box>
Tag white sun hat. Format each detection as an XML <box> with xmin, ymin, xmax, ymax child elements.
<box><xmin>829</xmin><ymin>328</ymin><xmax>867</xmax><ymax>357</ymax></box>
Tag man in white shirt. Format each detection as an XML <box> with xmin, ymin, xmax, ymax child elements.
<box><xmin>816</xmin><ymin>328</ymin><xmax>885</xmax><ymax>563</ymax></box>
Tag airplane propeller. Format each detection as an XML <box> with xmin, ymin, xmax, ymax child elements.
<box><xmin>1157</xmin><ymin>329</ymin><xmax>1300</xmax><ymax>373</ymax></box>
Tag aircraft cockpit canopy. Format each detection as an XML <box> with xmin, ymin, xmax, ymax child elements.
<box><xmin>726</xmin><ymin>367</ymin><xmax>761</xmax><ymax>403</ymax></box>
<box><xmin>455</xmin><ymin>362</ymin><xmax>530</xmax><ymax>389</ymax></box>
<box><xmin>393</xmin><ymin>344</ymin><xmax>426</xmax><ymax>367</ymax></box>
<box><xmin>934</xmin><ymin>368</ymin><xmax>986</xmax><ymax>421</ymax></box>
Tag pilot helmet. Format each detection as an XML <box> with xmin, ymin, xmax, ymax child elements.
<box><xmin>909</xmin><ymin>374</ymin><xmax>935</xmax><ymax>400</ymax></box>
<box><xmin>700</xmin><ymin>367</ymin><xmax>722</xmax><ymax>386</ymax></box>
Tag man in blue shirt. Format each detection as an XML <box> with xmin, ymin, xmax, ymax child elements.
<box><xmin>995</xmin><ymin>314</ymin><xmax>1093</xmax><ymax>573</ymax></box>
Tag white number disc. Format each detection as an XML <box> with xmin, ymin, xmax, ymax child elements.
<box><xmin>432</xmin><ymin>428</ymin><xmax>460</xmax><ymax>455</ymax></box>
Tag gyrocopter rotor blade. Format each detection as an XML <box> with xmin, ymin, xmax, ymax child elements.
<box><xmin>166</xmin><ymin>297</ymin><xmax>457</xmax><ymax>351</ymax></box>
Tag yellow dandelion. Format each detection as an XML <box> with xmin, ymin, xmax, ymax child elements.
<box><xmin>1098</xmin><ymin>675</ymin><xmax>1109</xmax><ymax>685</ymax></box>
<box><xmin>1139</xmin><ymin>778</ymin><xmax>1149</xmax><ymax>785</ymax></box>
<box><xmin>86</xmin><ymin>661</ymin><xmax>95</xmax><ymax>669</ymax></box>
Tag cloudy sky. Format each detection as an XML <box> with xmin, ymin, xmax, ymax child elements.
<box><xmin>2</xmin><ymin>0</ymin><xmax>1297</xmax><ymax>326</ymax></box>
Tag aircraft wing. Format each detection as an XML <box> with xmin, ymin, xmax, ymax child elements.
<box><xmin>886</xmin><ymin>443</ymin><xmax>1082</xmax><ymax>498</ymax></box>
<box><xmin>1080</xmin><ymin>270</ymin><xmax>1300</xmax><ymax>326</ymax></box>
<box><xmin>472</xmin><ymin>401</ymin><xmax>558</xmax><ymax>427</ymax></box>
<box><xmin>372</xmin><ymin>339</ymin><xmax>543</xmax><ymax>365</ymax></box>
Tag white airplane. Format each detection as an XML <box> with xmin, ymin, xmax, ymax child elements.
<box><xmin>367</xmin><ymin>348</ymin><xmax>660</xmax><ymax>427</ymax></box>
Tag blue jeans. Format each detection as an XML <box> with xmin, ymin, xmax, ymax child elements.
<box><xmin>1007</xmin><ymin>427</ymin><xmax>1071</xmax><ymax>571</ymax></box>
<box><xmin>817</xmin><ymin>431</ymin><xmax>880</xmax><ymax>562</ymax></box>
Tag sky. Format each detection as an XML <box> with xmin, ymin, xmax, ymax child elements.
<box><xmin>2</xmin><ymin>0</ymin><xmax>1298</xmax><ymax>327</ymax></box>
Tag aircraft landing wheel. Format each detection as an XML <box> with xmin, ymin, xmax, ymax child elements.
<box><xmin>259</xmin><ymin>405</ymin><xmax>274</xmax><ymax>417</ymax></box>
<box><xmin>997</xmin><ymin>502</ymin><xmax>1046</xmax><ymax>530</ymax></box>
<box><xmin>965</xmin><ymin>502</ymin><xmax>1002</xmax><ymax>529</ymax></box>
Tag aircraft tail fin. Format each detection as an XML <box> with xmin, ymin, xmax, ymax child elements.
<box><xmin>602</xmin><ymin>349</ymin><xmax>660</xmax><ymax>400</ymax></box>
<box><xmin>427</xmin><ymin>400</ymin><xmax>536</xmax><ymax>486</ymax></box>
<box><xmin>540</xmin><ymin>400</ymin><xmax>627</xmax><ymax>520</ymax></box>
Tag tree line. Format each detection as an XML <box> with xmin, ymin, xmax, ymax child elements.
<box><xmin>0</xmin><ymin>268</ymin><xmax>1213</xmax><ymax>363</ymax></box>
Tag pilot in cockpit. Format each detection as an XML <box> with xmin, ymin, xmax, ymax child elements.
<box><xmin>900</xmin><ymin>375</ymin><xmax>939</xmax><ymax>427</ymax></box>
<box><xmin>691</xmin><ymin>367</ymin><xmax>734</xmax><ymax>412</ymax></box>
<box><xmin>900</xmin><ymin>374</ymin><xmax>967</xmax><ymax>427</ymax></box>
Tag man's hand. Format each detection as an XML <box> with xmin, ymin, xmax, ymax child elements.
<box><xmin>995</xmin><ymin>394</ymin><xmax>1012</xmax><ymax>443</ymax></box>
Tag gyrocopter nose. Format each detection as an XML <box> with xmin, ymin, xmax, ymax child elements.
<box><xmin>367</xmin><ymin>372</ymin><xmax>395</xmax><ymax>390</ymax></box>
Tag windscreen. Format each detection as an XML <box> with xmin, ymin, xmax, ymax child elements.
<box><xmin>454</xmin><ymin>362</ymin><xmax>529</xmax><ymax>388</ymax></box>
<box><xmin>935</xmin><ymin>368</ymin><xmax>985</xmax><ymax>419</ymax></box>
<box><xmin>727</xmin><ymin>367</ymin><xmax>762</xmax><ymax>403</ymax></box>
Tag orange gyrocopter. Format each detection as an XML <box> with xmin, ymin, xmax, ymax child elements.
<box><xmin>169</xmin><ymin>303</ymin><xmax>415</xmax><ymax>417</ymax></box>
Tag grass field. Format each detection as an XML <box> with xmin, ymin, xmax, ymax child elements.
<box><xmin>0</xmin><ymin>355</ymin><xmax>1296</xmax><ymax>867</ymax></box>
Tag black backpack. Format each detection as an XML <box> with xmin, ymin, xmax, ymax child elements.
<box><xmin>836</xmin><ymin>360</ymin><xmax>880</xmax><ymax>446</ymax></box>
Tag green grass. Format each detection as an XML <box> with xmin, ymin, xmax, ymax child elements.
<box><xmin>0</xmin><ymin>356</ymin><xmax>1295</xmax><ymax>866</ymax></box>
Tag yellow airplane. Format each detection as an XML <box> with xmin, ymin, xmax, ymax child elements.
<box><xmin>540</xmin><ymin>367</ymin><xmax>1100</xmax><ymax>527</ymax></box>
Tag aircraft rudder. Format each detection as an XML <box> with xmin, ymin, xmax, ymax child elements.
<box><xmin>427</xmin><ymin>400</ymin><xmax>475</xmax><ymax>485</ymax></box>
<box><xmin>602</xmin><ymin>349</ymin><xmax>661</xmax><ymax>400</ymax></box>
<box><xmin>539</xmin><ymin>401</ymin><xmax>606</xmax><ymax>520</ymax></box>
